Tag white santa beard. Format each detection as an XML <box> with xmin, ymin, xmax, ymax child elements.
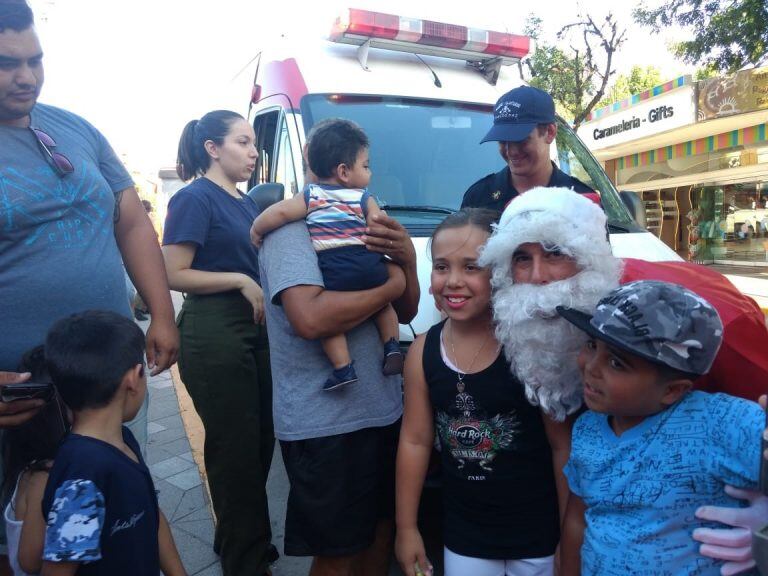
<box><xmin>492</xmin><ymin>269</ymin><xmax>620</xmax><ymax>421</ymax></box>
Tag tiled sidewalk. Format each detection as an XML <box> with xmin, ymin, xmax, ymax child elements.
<box><xmin>145</xmin><ymin>368</ymin><xmax>223</xmax><ymax>576</ymax></box>
<box><xmin>139</xmin><ymin>301</ymin><xmax>396</xmax><ymax>575</ymax></box>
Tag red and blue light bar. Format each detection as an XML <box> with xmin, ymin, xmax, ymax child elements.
<box><xmin>330</xmin><ymin>8</ymin><xmax>530</xmax><ymax>64</ymax></box>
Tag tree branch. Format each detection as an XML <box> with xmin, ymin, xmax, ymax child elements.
<box><xmin>572</xmin><ymin>12</ymin><xmax>626</xmax><ymax>128</ymax></box>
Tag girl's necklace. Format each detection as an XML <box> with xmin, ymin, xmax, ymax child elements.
<box><xmin>448</xmin><ymin>320</ymin><xmax>492</xmax><ymax>392</ymax></box>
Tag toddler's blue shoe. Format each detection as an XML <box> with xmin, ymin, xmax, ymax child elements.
<box><xmin>382</xmin><ymin>338</ymin><xmax>404</xmax><ymax>376</ymax></box>
<box><xmin>323</xmin><ymin>362</ymin><xmax>358</xmax><ymax>391</ymax></box>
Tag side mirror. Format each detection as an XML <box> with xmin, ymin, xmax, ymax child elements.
<box><xmin>248</xmin><ymin>183</ymin><xmax>285</xmax><ymax>212</ymax></box>
<box><xmin>619</xmin><ymin>190</ymin><xmax>646</xmax><ymax>228</ymax></box>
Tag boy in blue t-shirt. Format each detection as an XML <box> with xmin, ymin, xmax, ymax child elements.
<box><xmin>558</xmin><ymin>280</ymin><xmax>764</xmax><ymax>576</ymax></box>
<box><xmin>40</xmin><ymin>311</ymin><xmax>185</xmax><ymax>576</ymax></box>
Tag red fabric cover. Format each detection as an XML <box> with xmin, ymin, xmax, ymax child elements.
<box><xmin>580</xmin><ymin>192</ymin><xmax>601</xmax><ymax>206</ymax></box>
<box><xmin>621</xmin><ymin>258</ymin><xmax>768</xmax><ymax>401</ymax></box>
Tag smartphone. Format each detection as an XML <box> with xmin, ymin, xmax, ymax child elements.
<box><xmin>0</xmin><ymin>382</ymin><xmax>54</xmax><ymax>403</ymax></box>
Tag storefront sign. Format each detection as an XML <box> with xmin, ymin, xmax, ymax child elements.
<box><xmin>579</xmin><ymin>86</ymin><xmax>696</xmax><ymax>150</ymax></box>
<box><xmin>698</xmin><ymin>67</ymin><xmax>768</xmax><ymax>120</ymax></box>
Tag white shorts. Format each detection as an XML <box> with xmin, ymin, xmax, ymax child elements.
<box><xmin>444</xmin><ymin>547</ymin><xmax>554</xmax><ymax>576</ymax></box>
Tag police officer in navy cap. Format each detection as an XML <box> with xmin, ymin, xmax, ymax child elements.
<box><xmin>461</xmin><ymin>86</ymin><xmax>593</xmax><ymax>212</ymax></box>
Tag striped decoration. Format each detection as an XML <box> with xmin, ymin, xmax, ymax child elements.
<box><xmin>588</xmin><ymin>76</ymin><xmax>690</xmax><ymax>121</ymax></box>
<box><xmin>617</xmin><ymin>123</ymin><xmax>768</xmax><ymax>169</ymax></box>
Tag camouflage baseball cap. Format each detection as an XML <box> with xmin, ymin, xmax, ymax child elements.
<box><xmin>557</xmin><ymin>280</ymin><xmax>724</xmax><ymax>376</ymax></box>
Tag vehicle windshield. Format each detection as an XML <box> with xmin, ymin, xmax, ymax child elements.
<box><xmin>301</xmin><ymin>94</ymin><xmax>634</xmax><ymax>234</ymax></box>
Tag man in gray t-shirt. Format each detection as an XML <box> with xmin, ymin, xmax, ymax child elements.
<box><xmin>259</xmin><ymin>215</ymin><xmax>418</xmax><ymax>574</ymax></box>
<box><xmin>0</xmin><ymin>3</ymin><xmax>179</xmax><ymax>560</ymax></box>
<box><xmin>0</xmin><ymin>3</ymin><xmax>178</xmax><ymax>419</ymax></box>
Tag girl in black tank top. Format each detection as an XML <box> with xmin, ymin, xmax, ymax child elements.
<box><xmin>395</xmin><ymin>210</ymin><xmax>559</xmax><ymax>576</ymax></box>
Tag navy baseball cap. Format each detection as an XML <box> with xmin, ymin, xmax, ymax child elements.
<box><xmin>556</xmin><ymin>280</ymin><xmax>723</xmax><ymax>376</ymax></box>
<box><xmin>480</xmin><ymin>86</ymin><xmax>556</xmax><ymax>144</ymax></box>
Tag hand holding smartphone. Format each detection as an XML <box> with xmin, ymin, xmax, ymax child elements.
<box><xmin>0</xmin><ymin>382</ymin><xmax>54</xmax><ymax>403</ymax></box>
<box><xmin>0</xmin><ymin>373</ymin><xmax>48</xmax><ymax>427</ymax></box>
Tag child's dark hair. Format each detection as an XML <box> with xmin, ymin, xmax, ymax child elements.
<box><xmin>45</xmin><ymin>310</ymin><xmax>146</xmax><ymax>411</ymax></box>
<box><xmin>176</xmin><ymin>110</ymin><xmax>244</xmax><ymax>181</ymax></box>
<box><xmin>656</xmin><ymin>362</ymin><xmax>697</xmax><ymax>384</ymax></box>
<box><xmin>307</xmin><ymin>118</ymin><xmax>369</xmax><ymax>179</ymax></box>
<box><xmin>0</xmin><ymin>1</ymin><xmax>34</xmax><ymax>32</ymax></box>
<box><xmin>2</xmin><ymin>346</ymin><xmax>69</xmax><ymax>501</ymax></box>
<box><xmin>430</xmin><ymin>208</ymin><xmax>497</xmax><ymax>250</ymax></box>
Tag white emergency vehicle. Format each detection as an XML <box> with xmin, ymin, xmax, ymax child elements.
<box><xmin>246</xmin><ymin>8</ymin><xmax>680</xmax><ymax>338</ymax></box>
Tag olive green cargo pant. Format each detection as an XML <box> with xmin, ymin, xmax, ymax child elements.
<box><xmin>177</xmin><ymin>292</ymin><xmax>274</xmax><ymax>576</ymax></box>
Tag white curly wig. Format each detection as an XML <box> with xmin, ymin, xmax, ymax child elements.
<box><xmin>479</xmin><ymin>186</ymin><xmax>622</xmax><ymax>293</ymax></box>
<box><xmin>478</xmin><ymin>187</ymin><xmax>624</xmax><ymax>420</ymax></box>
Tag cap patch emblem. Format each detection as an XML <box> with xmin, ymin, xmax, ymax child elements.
<box><xmin>495</xmin><ymin>101</ymin><xmax>521</xmax><ymax>119</ymax></box>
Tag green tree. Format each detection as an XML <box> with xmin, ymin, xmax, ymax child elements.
<box><xmin>597</xmin><ymin>65</ymin><xmax>664</xmax><ymax>107</ymax></box>
<box><xmin>522</xmin><ymin>13</ymin><xmax>626</xmax><ymax>129</ymax></box>
<box><xmin>634</xmin><ymin>0</ymin><xmax>768</xmax><ymax>73</ymax></box>
<box><xmin>693</xmin><ymin>65</ymin><xmax>719</xmax><ymax>81</ymax></box>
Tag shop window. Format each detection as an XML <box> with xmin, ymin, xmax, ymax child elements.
<box><xmin>688</xmin><ymin>182</ymin><xmax>768</xmax><ymax>265</ymax></box>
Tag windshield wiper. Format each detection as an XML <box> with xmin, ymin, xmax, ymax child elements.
<box><xmin>379</xmin><ymin>204</ymin><xmax>455</xmax><ymax>215</ymax></box>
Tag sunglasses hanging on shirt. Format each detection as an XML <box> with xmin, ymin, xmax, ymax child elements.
<box><xmin>30</xmin><ymin>127</ymin><xmax>74</xmax><ymax>177</ymax></box>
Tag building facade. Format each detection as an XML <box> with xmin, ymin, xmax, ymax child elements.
<box><xmin>579</xmin><ymin>67</ymin><xmax>768</xmax><ymax>267</ymax></box>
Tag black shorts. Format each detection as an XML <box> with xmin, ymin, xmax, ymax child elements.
<box><xmin>279</xmin><ymin>420</ymin><xmax>400</xmax><ymax>557</ymax></box>
<box><xmin>317</xmin><ymin>245</ymin><xmax>388</xmax><ymax>291</ymax></box>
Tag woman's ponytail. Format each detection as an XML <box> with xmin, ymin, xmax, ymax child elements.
<box><xmin>176</xmin><ymin>119</ymin><xmax>202</xmax><ymax>181</ymax></box>
<box><xmin>175</xmin><ymin>111</ymin><xmax>245</xmax><ymax>181</ymax></box>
